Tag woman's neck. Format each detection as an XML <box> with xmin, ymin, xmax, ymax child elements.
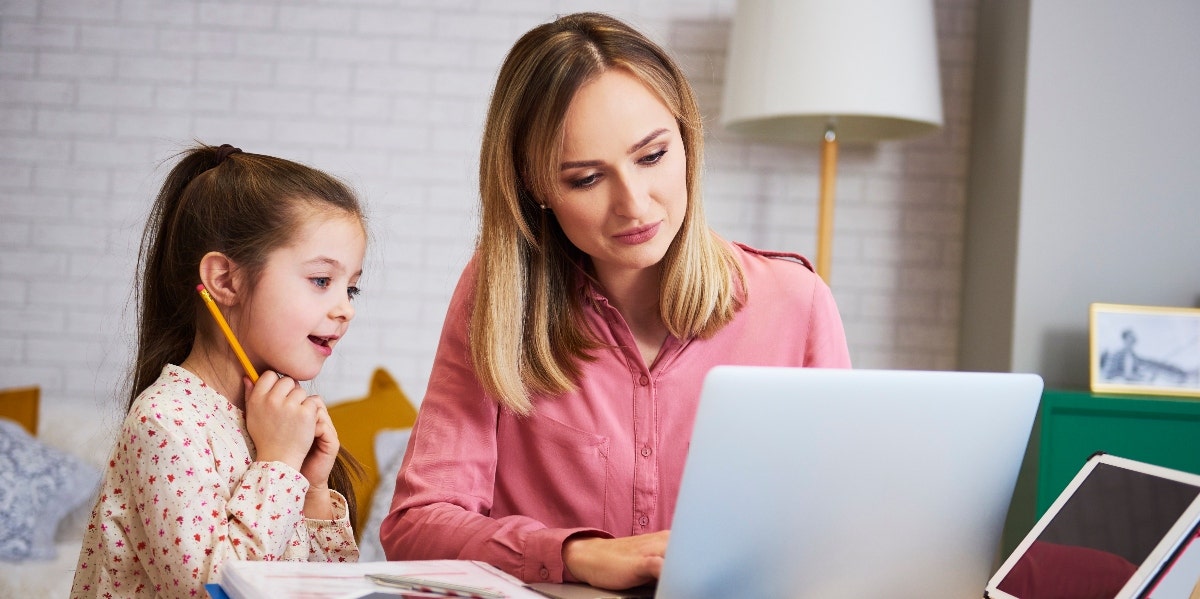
<box><xmin>593</xmin><ymin>263</ymin><xmax>669</xmax><ymax>367</ymax></box>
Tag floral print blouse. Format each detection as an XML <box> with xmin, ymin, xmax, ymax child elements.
<box><xmin>71</xmin><ymin>365</ymin><xmax>358</xmax><ymax>598</ymax></box>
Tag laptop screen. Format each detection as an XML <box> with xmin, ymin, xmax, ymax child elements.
<box><xmin>657</xmin><ymin>367</ymin><xmax>1044</xmax><ymax>599</ymax></box>
<box><xmin>993</xmin><ymin>458</ymin><xmax>1200</xmax><ymax>599</ymax></box>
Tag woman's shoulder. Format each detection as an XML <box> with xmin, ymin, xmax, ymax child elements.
<box><xmin>728</xmin><ymin>241</ymin><xmax>818</xmax><ymax>278</ymax></box>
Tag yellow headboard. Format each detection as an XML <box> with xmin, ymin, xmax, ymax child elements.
<box><xmin>0</xmin><ymin>386</ymin><xmax>39</xmax><ymax>436</ymax></box>
<box><xmin>327</xmin><ymin>368</ymin><xmax>418</xmax><ymax>539</ymax></box>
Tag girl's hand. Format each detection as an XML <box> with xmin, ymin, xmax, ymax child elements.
<box><xmin>243</xmin><ymin>371</ymin><xmax>318</xmax><ymax>472</ymax></box>
<box><xmin>298</xmin><ymin>395</ymin><xmax>339</xmax><ymax>489</ymax></box>
<box><xmin>300</xmin><ymin>396</ymin><xmax>340</xmax><ymax>519</ymax></box>
<box><xmin>563</xmin><ymin>530</ymin><xmax>669</xmax><ymax>590</ymax></box>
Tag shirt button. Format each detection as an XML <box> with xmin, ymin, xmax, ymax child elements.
<box><xmin>640</xmin><ymin>446</ymin><xmax>651</xmax><ymax>457</ymax></box>
<box><xmin>539</xmin><ymin>566</ymin><xmax>549</xmax><ymax>580</ymax></box>
<box><xmin>639</xmin><ymin>515</ymin><xmax>649</xmax><ymax>527</ymax></box>
<box><xmin>639</xmin><ymin>375</ymin><xmax>649</xmax><ymax>386</ymax></box>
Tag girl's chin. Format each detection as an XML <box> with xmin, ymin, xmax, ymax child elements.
<box><xmin>265</xmin><ymin>363</ymin><xmax>322</xmax><ymax>383</ymax></box>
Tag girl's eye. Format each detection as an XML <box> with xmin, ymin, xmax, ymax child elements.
<box><xmin>311</xmin><ymin>277</ymin><xmax>331</xmax><ymax>289</ymax></box>
<box><xmin>570</xmin><ymin>173</ymin><xmax>600</xmax><ymax>189</ymax></box>
<box><xmin>639</xmin><ymin>149</ymin><xmax>667</xmax><ymax>165</ymax></box>
<box><xmin>347</xmin><ymin>286</ymin><xmax>361</xmax><ymax>300</ymax></box>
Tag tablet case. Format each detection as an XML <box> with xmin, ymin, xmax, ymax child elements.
<box><xmin>985</xmin><ymin>453</ymin><xmax>1200</xmax><ymax>599</ymax></box>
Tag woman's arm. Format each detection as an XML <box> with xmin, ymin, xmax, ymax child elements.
<box><xmin>804</xmin><ymin>275</ymin><xmax>852</xmax><ymax>368</ymax></box>
<box><xmin>379</xmin><ymin>261</ymin><xmax>605</xmax><ymax>583</ymax></box>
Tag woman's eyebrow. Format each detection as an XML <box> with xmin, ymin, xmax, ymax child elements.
<box><xmin>561</xmin><ymin>159</ymin><xmax>602</xmax><ymax>170</ymax></box>
<box><xmin>628</xmin><ymin>128</ymin><xmax>668</xmax><ymax>154</ymax></box>
<box><xmin>560</xmin><ymin>128</ymin><xmax>671</xmax><ymax>171</ymax></box>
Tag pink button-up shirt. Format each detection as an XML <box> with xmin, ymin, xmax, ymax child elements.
<box><xmin>380</xmin><ymin>242</ymin><xmax>850</xmax><ymax>583</ymax></box>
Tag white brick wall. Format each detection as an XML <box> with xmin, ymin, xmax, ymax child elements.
<box><xmin>0</xmin><ymin>0</ymin><xmax>979</xmax><ymax>448</ymax></box>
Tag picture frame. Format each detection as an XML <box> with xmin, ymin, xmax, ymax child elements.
<box><xmin>1090</xmin><ymin>303</ymin><xmax>1200</xmax><ymax>398</ymax></box>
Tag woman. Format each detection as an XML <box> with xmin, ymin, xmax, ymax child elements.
<box><xmin>380</xmin><ymin>12</ymin><xmax>850</xmax><ymax>590</ymax></box>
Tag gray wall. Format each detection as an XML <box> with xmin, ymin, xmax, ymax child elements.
<box><xmin>961</xmin><ymin>0</ymin><xmax>1200</xmax><ymax>388</ymax></box>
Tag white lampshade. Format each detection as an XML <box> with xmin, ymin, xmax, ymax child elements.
<box><xmin>721</xmin><ymin>0</ymin><xmax>944</xmax><ymax>143</ymax></box>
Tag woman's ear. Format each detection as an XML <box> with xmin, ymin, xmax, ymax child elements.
<box><xmin>198</xmin><ymin>251</ymin><xmax>240</xmax><ymax>306</ymax></box>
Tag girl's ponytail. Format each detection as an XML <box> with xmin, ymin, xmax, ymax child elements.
<box><xmin>129</xmin><ymin>145</ymin><xmax>232</xmax><ymax>407</ymax></box>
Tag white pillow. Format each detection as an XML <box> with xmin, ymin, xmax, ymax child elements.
<box><xmin>358</xmin><ymin>428</ymin><xmax>411</xmax><ymax>562</ymax></box>
<box><xmin>0</xmin><ymin>418</ymin><xmax>101</xmax><ymax>561</ymax></box>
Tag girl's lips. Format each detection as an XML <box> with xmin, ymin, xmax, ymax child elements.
<box><xmin>308</xmin><ymin>335</ymin><xmax>334</xmax><ymax>357</ymax></box>
<box><xmin>614</xmin><ymin>222</ymin><xmax>661</xmax><ymax>246</ymax></box>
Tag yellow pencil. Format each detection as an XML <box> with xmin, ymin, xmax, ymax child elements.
<box><xmin>196</xmin><ymin>284</ymin><xmax>259</xmax><ymax>383</ymax></box>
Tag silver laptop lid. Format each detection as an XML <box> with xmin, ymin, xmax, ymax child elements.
<box><xmin>656</xmin><ymin>367</ymin><xmax>1043</xmax><ymax>599</ymax></box>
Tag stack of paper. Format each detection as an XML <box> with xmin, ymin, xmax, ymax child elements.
<box><xmin>219</xmin><ymin>559</ymin><xmax>546</xmax><ymax>599</ymax></box>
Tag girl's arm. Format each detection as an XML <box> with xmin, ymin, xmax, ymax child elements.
<box><xmin>119</xmin><ymin>401</ymin><xmax>301</xmax><ymax>585</ymax></box>
<box><xmin>119</xmin><ymin>394</ymin><xmax>343</xmax><ymax>587</ymax></box>
<box><xmin>241</xmin><ymin>373</ymin><xmax>357</xmax><ymax>560</ymax></box>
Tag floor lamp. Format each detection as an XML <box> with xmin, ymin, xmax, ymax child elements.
<box><xmin>721</xmin><ymin>0</ymin><xmax>944</xmax><ymax>282</ymax></box>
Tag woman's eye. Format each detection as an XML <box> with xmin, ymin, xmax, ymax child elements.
<box><xmin>639</xmin><ymin>149</ymin><xmax>667</xmax><ymax>165</ymax></box>
<box><xmin>571</xmin><ymin>173</ymin><xmax>600</xmax><ymax>189</ymax></box>
<box><xmin>311</xmin><ymin>277</ymin><xmax>331</xmax><ymax>289</ymax></box>
<box><xmin>348</xmin><ymin>286</ymin><xmax>361</xmax><ymax>300</ymax></box>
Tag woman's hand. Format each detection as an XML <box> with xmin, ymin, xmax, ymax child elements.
<box><xmin>243</xmin><ymin>371</ymin><xmax>319</xmax><ymax>473</ymax></box>
<box><xmin>563</xmin><ymin>530</ymin><xmax>670</xmax><ymax>590</ymax></box>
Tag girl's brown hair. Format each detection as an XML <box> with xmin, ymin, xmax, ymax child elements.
<box><xmin>133</xmin><ymin>143</ymin><xmax>364</xmax><ymax>524</ymax></box>
<box><xmin>473</xmin><ymin>12</ymin><xmax>744</xmax><ymax>415</ymax></box>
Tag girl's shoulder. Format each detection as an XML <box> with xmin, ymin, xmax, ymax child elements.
<box><xmin>127</xmin><ymin>365</ymin><xmax>238</xmax><ymax>428</ymax></box>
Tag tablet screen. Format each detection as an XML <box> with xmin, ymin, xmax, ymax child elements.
<box><xmin>995</xmin><ymin>461</ymin><xmax>1200</xmax><ymax>599</ymax></box>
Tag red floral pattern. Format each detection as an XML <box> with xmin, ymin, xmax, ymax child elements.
<box><xmin>70</xmin><ymin>365</ymin><xmax>358</xmax><ymax>598</ymax></box>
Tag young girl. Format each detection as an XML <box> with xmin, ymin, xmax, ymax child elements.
<box><xmin>71</xmin><ymin>143</ymin><xmax>365</xmax><ymax>598</ymax></box>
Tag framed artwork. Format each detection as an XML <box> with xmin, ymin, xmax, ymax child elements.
<box><xmin>1090</xmin><ymin>303</ymin><xmax>1200</xmax><ymax>398</ymax></box>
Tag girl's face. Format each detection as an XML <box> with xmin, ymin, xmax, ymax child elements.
<box><xmin>552</xmin><ymin>68</ymin><xmax>687</xmax><ymax>285</ymax></box>
<box><xmin>236</xmin><ymin>208</ymin><xmax>366</xmax><ymax>382</ymax></box>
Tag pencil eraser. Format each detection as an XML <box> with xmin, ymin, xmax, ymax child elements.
<box><xmin>196</xmin><ymin>284</ymin><xmax>205</xmax><ymax>292</ymax></box>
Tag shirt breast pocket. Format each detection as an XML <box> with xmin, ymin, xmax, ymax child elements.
<box><xmin>493</xmin><ymin>413</ymin><xmax>612</xmax><ymax>530</ymax></box>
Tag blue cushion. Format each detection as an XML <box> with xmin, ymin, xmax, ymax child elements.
<box><xmin>0</xmin><ymin>418</ymin><xmax>100</xmax><ymax>561</ymax></box>
<box><xmin>358</xmin><ymin>427</ymin><xmax>411</xmax><ymax>562</ymax></box>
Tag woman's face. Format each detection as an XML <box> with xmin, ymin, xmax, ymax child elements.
<box><xmin>551</xmin><ymin>68</ymin><xmax>687</xmax><ymax>285</ymax></box>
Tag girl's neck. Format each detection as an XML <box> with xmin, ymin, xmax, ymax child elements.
<box><xmin>180</xmin><ymin>342</ymin><xmax>249</xmax><ymax>410</ymax></box>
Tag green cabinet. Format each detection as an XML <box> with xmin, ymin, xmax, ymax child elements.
<box><xmin>1035</xmin><ymin>389</ymin><xmax>1200</xmax><ymax>515</ymax></box>
<box><xmin>1001</xmin><ymin>388</ymin><xmax>1200</xmax><ymax>557</ymax></box>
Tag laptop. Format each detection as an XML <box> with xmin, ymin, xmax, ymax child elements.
<box><xmin>985</xmin><ymin>452</ymin><xmax>1200</xmax><ymax>599</ymax></box>
<box><xmin>653</xmin><ymin>366</ymin><xmax>1043</xmax><ymax>599</ymax></box>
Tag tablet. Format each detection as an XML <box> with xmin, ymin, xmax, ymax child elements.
<box><xmin>986</xmin><ymin>453</ymin><xmax>1200</xmax><ymax>599</ymax></box>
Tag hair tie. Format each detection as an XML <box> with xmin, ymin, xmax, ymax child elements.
<box><xmin>214</xmin><ymin>144</ymin><xmax>242</xmax><ymax>164</ymax></box>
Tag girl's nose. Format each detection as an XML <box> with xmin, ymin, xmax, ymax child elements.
<box><xmin>331</xmin><ymin>291</ymin><xmax>356</xmax><ymax>322</ymax></box>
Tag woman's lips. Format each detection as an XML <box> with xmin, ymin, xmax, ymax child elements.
<box><xmin>614</xmin><ymin>222</ymin><xmax>661</xmax><ymax>245</ymax></box>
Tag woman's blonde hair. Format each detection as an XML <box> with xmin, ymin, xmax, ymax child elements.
<box><xmin>474</xmin><ymin>12</ymin><xmax>743</xmax><ymax>414</ymax></box>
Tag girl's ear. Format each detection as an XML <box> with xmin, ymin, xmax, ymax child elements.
<box><xmin>198</xmin><ymin>251</ymin><xmax>241</xmax><ymax>306</ymax></box>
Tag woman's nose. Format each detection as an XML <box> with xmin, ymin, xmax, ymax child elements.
<box><xmin>610</xmin><ymin>171</ymin><xmax>650</xmax><ymax>218</ymax></box>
